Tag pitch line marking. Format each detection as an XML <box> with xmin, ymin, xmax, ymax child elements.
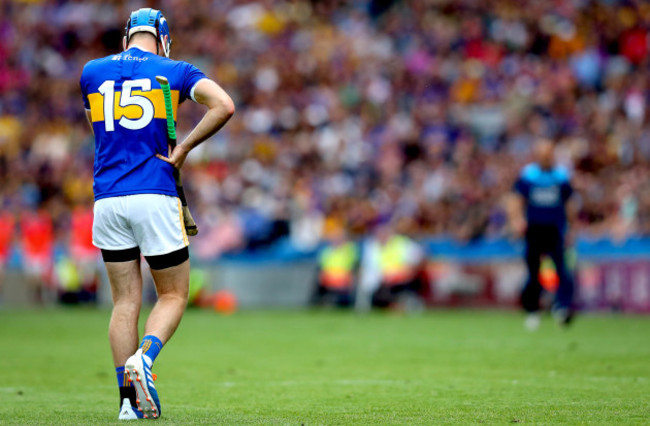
<box><xmin>216</xmin><ymin>379</ymin><xmax>414</xmax><ymax>387</ymax></box>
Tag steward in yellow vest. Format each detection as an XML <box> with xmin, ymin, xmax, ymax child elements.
<box><xmin>319</xmin><ymin>242</ymin><xmax>358</xmax><ymax>290</ymax></box>
<box><xmin>379</xmin><ymin>235</ymin><xmax>419</xmax><ymax>286</ymax></box>
<box><xmin>363</xmin><ymin>223</ymin><xmax>424</xmax><ymax>309</ymax></box>
<box><xmin>311</xmin><ymin>228</ymin><xmax>358</xmax><ymax>307</ymax></box>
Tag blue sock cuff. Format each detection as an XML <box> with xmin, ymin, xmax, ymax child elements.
<box><xmin>116</xmin><ymin>366</ymin><xmax>127</xmax><ymax>387</ymax></box>
<box><xmin>139</xmin><ymin>335</ymin><xmax>163</xmax><ymax>364</ymax></box>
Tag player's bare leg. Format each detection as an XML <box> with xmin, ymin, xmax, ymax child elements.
<box><xmin>145</xmin><ymin>259</ymin><xmax>190</xmax><ymax>343</ymax></box>
<box><xmin>125</xmin><ymin>258</ymin><xmax>189</xmax><ymax>419</ymax></box>
<box><xmin>106</xmin><ymin>259</ymin><xmax>143</xmax><ymax>367</ymax></box>
<box><xmin>105</xmin><ymin>258</ymin><xmax>144</xmax><ymax>419</ymax></box>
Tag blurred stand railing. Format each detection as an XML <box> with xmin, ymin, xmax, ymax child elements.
<box><xmin>421</xmin><ymin>236</ymin><xmax>650</xmax><ymax>313</ymax></box>
<box><xmin>2</xmin><ymin>237</ymin><xmax>650</xmax><ymax>312</ymax></box>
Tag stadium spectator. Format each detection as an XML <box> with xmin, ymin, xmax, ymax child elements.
<box><xmin>1</xmin><ymin>0</ymin><xmax>650</xmax><ymax>267</ymax></box>
<box><xmin>19</xmin><ymin>207</ymin><xmax>54</xmax><ymax>304</ymax></box>
<box><xmin>64</xmin><ymin>202</ymin><xmax>100</xmax><ymax>302</ymax></box>
<box><xmin>0</xmin><ymin>210</ymin><xmax>15</xmax><ymax>300</ymax></box>
<box><xmin>311</xmin><ymin>223</ymin><xmax>359</xmax><ymax>308</ymax></box>
<box><xmin>357</xmin><ymin>219</ymin><xmax>425</xmax><ymax>310</ymax></box>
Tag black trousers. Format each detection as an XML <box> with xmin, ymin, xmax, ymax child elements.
<box><xmin>521</xmin><ymin>225</ymin><xmax>574</xmax><ymax>313</ymax></box>
<box><xmin>311</xmin><ymin>284</ymin><xmax>354</xmax><ymax>307</ymax></box>
<box><xmin>371</xmin><ymin>279</ymin><xmax>420</xmax><ymax>308</ymax></box>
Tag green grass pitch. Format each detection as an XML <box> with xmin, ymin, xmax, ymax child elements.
<box><xmin>0</xmin><ymin>308</ymin><xmax>648</xmax><ymax>424</ymax></box>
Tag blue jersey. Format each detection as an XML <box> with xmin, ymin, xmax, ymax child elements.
<box><xmin>514</xmin><ymin>163</ymin><xmax>573</xmax><ymax>230</ymax></box>
<box><xmin>80</xmin><ymin>46</ymin><xmax>206</xmax><ymax>201</ymax></box>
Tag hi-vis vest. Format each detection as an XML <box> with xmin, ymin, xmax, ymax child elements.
<box><xmin>319</xmin><ymin>242</ymin><xmax>357</xmax><ymax>289</ymax></box>
<box><xmin>379</xmin><ymin>235</ymin><xmax>415</xmax><ymax>285</ymax></box>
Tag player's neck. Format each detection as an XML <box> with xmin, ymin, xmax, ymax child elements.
<box><xmin>126</xmin><ymin>40</ymin><xmax>157</xmax><ymax>54</ymax></box>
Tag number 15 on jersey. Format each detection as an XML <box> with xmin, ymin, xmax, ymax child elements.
<box><xmin>90</xmin><ymin>78</ymin><xmax>178</xmax><ymax>132</ymax></box>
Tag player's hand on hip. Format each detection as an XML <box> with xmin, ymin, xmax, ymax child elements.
<box><xmin>511</xmin><ymin>217</ymin><xmax>527</xmax><ymax>238</ymax></box>
<box><xmin>156</xmin><ymin>144</ymin><xmax>189</xmax><ymax>169</ymax></box>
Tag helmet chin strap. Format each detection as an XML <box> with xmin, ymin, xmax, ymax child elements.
<box><xmin>160</xmin><ymin>36</ymin><xmax>171</xmax><ymax>58</ymax></box>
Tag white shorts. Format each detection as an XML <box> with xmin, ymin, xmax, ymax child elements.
<box><xmin>93</xmin><ymin>194</ymin><xmax>189</xmax><ymax>257</ymax></box>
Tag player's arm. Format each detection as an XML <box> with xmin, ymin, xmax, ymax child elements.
<box><xmin>506</xmin><ymin>174</ymin><xmax>528</xmax><ymax>237</ymax></box>
<box><xmin>506</xmin><ymin>191</ymin><xmax>527</xmax><ymax>238</ymax></box>
<box><xmin>80</xmin><ymin>66</ymin><xmax>94</xmax><ymax>135</ymax></box>
<box><xmin>85</xmin><ymin>109</ymin><xmax>94</xmax><ymax>135</ymax></box>
<box><xmin>564</xmin><ymin>179</ymin><xmax>578</xmax><ymax>243</ymax></box>
<box><xmin>156</xmin><ymin>79</ymin><xmax>234</xmax><ymax>169</ymax></box>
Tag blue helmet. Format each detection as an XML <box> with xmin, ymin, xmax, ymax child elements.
<box><xmin>125</xmin><ymin>8</ymin><xmax>172</xmax><ymax>58</ymax></box>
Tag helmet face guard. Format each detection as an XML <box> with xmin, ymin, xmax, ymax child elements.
<box><xmin>125</xmin><ymin>8</ymin><xmax>172</xmax><ymax>58</ymax></box>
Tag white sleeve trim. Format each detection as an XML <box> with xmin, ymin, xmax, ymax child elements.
<box><xmin>190</xmin><ymin>78</ymin><xmax>209</xmax><ymax>103</ymax></box>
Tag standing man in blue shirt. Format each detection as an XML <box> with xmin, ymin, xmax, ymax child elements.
<box><xmin>80</xmin><ymin>8</ymin><xmax>234</xmax><ymax>419</ymax></box>
<box><xmin>508</xmin><ymin>139</ymin><xmax>576</xmax><ymax>330</ymax></box>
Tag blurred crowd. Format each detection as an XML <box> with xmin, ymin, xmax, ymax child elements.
<box><xmin>2</xmin><ymin>0</ymin><xmax>650</xmax><ymax>265</ymax></box>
